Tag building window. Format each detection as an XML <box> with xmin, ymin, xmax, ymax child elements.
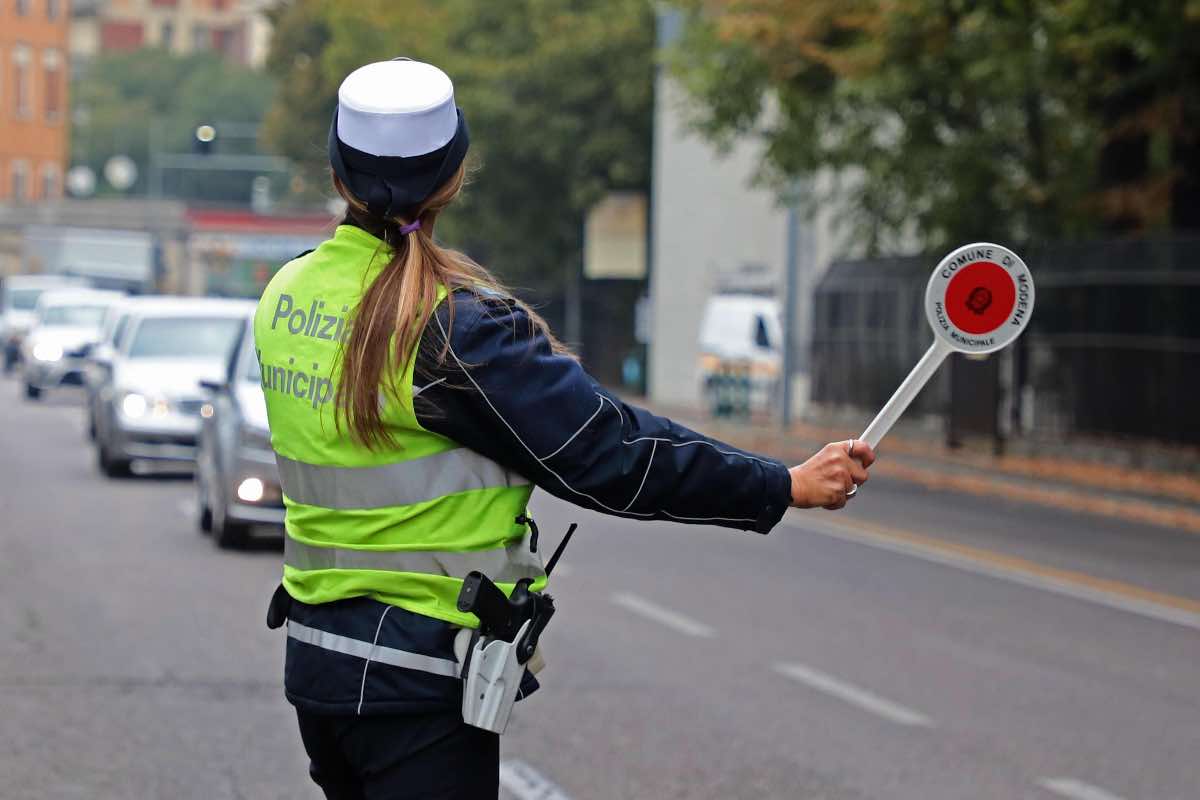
<box><xmin>16</xmin><ymin>0</ymin><xmax>32</xmax><ymax>16</ymax></box>
<box><xmin>12</xmin><ymin>161</ymin><xmax>31</xmax><ymax>203</ymax></box>
<box><xmin>41</xmin><ymin>163</ymin><xmax>61</xmax><ymax>200</ymax></box>
<box><xmin>48</xmin><ymin>0</ymin><xmax>62</xmax><ymax>19</ymax></box>
<box><xmin>43</xmin><ymin>49</ymin><xmax>62</xmax><ymax>122</ymax></box>
<box><xmin>192</xmin><ymin>24</ymin><xmax>210</xmax><ymax>52</ymax></box>
<box><xmin>12</xmin><ymin>45</ymin><xmax>33</xmax><ymax>120</ymax></box>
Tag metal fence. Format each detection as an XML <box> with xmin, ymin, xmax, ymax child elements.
<box><xmin>811</xmin><ymin>237</ymin><xmax>1200</xmax><ymax>447</ymax></box>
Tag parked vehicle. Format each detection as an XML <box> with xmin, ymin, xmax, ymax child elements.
<box><xmin>195</xmin><ymin>317</ymin><xmax>283</xmax><ymax>547</ymax></box>
<box><xmin>92</xmin><ymin>297</ymin><xmax>255</xmax><ymax>477</ymax></box>
<box><xmin>696</xmin><ymin>294</ymin><xmax>783</xmax><ymax>417</ymax></box>
<box><xmin>1</xmin><ymin>274</ymin><xmax>88</xmax><ymax>373</ymax></box>
<box><xmin>20</xmin><ymin>288</ymin><xmax>124</xmax><ymax>400</ymax></box>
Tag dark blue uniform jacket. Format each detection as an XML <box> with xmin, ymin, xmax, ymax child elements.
<box><xmin>282</xmin><ymin>289</ymin><xmax>794</xmax><ymax>716</ymax></box>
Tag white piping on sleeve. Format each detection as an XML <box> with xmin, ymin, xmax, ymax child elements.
<box><xmin>434</xmin><ymin>315</ymin><xmax>654</xmax><ymax>519</ymax></box>
<box><xmin>621</xmin><ymin>436</ymin><xmax>780</xmax><ymax>467</ymax></box>
<box><xmin>412</xmin><ymin>377</ymin><xmax>447</xmax><ymax>397</ymax></box>
<box><xmin>622</xmin><ymin>440</ymin><xmax>657</xmax><ymax>512</ymax></box>
<box><xmin>663</xmin><ymin>511</ymin><xmax>757</xmax><ymax>523</ymax></box>
<box><xmin>539</xmin><ymin>397</ymin><xmax>603</xmax><ymax>462</ymax></box>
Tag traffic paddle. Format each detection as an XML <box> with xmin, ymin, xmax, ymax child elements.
<box><xmin>851</xmin><ymin>243</ymin><xmax>1035</xmax><ymax>486</ymax></box>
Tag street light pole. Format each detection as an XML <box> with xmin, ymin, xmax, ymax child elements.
<box><xmin>781</xmin><ymin>189</ymin><xmax>801</xmax><ymax>429</ymax></box>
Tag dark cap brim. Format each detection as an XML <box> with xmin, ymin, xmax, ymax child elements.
<box><xmin>329</xmin><ymin>107</ymin><xmax>470</xmax><ymax>217</ymax></box>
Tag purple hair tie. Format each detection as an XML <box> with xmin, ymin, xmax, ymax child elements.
<box><xmin>399</xmin><ymin>219</ymin><xmax>421</xmax><ymax>235</ymax></box>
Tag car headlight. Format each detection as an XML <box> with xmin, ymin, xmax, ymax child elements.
<box><xmin>237</xmin><ymin>477</ymin><xmax>265</xmax><ymax>503</ymax></box>
<box><xmin>121</xmin><ymin>392</ymin><xmax>173</xmax><ymax>419</ymax></box>
<box><xmin>121</xmin><ymin>392</ymin><xmax>148</xmax><ymax>418</ymax></box>
<box><xmin>32</xmin><ymin>342</ymin><xmax>63</xmax><ymax>362</ymax></box>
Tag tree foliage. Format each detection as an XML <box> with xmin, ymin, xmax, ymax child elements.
<box><xmin>262</xmin><ymin>0</ymin><xmax>655</xmax><ymax>297</ymax></box>
<box><xmin>667</xmin><ymin>0</ymin><xmax>1200</xmax><ymax>251</ymax></box>
<box><xmin>71</xmin><ymin>50</ymin><xmax>275</xmax><ymax>200</ymax></box>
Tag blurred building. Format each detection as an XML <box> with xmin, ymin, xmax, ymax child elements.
<box><xmin>70</xmin><ymin>0</ymin><xmax>273</xmax><ymax>70</ymax></box>
<box><xmin>0</xmin><ymin>0</ymin><xmax>71</xmax><ymax>204</ymax></box>
<box><xmin>647</xmin><ymin>11</ymin><xmax>844</xmax><ymax>412</ymax></box>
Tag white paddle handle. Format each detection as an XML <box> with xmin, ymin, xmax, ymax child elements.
<box><xmin>859</xmin><ymin>340</ymin><xmax>951</xmax><ymax>450</ymax></box>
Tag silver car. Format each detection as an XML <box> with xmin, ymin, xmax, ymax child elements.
<box><xmin>195</xmin><ymin>317</ymin><xmax>284</xmax><ymax>547</ymax></box>
<box><xmin>92</xmin><ymin>297</ymin><xmax>255</xmax><ymax>477</ymax></box>
<box><xmin>21</xmin><ymin>288</ymin><xmax>124</xmax><ymax>400</ymax></box>
<box><xmin>2</xmin><ymin>274</ymin><xmax>88</xmax><ymax>373</ymax></box>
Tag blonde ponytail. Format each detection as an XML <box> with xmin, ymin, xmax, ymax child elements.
<box><xmin>332</xmin><ymin>166</ymin><xmax>569</xmax><ymax>449</ymax></box>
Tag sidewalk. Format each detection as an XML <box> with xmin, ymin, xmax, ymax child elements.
<box><xmin>660</xmin><ymin>408</ymin><xmax>1200</xmax><ymax>536</ymax></box>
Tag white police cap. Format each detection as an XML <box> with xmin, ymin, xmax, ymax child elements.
<box><xmin>329</xmin><ymin>58</ymin><xmax>470</xmax><ymax>216</ymax></box>
<box><xmin>336</xmin><ymin>59</ymin><xmax>458</xmax><ymax>157</ymax></box>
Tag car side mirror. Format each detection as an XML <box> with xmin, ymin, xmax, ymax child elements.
<box><xmin>199</xmin><ymin>379</ymin><xmax>227</xmax><ymax>394</ymax></box>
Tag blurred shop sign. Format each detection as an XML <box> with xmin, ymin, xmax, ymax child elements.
<box><xmin>584</xmin><ymin>192</ymin><xmax>647</xmax><ymax>280</ymax></box>
<box><xmin>24</xmin><ymin>225</ymin><xmax>153</xmax><ymax>288</ymax></box>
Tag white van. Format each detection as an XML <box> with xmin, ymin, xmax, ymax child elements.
<box><xmin>2</xmin><ymin>274</ymin><xmax>88</xmax><ymax>372</ymax></box>
<box><xmin>697</xmin><ymin>294</ymin><xmax>783</xmax><ymax>416</ymax></box>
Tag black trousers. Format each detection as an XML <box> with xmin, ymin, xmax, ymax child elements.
<box><xmin>296</xmin><ymin>709</ymin><xmax>500</xmax><ymax>800</ymax></box>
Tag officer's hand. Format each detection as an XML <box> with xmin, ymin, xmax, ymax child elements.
<box><xmin>788</xmin><ymin>440</ymin><xmax>876</xmax><ymax>510</ymax></box>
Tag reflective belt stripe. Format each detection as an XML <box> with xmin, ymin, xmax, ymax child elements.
<box><xmin>287</xmin><ymin>620</ymin><xmax>460</xmax><ymax>678</ymax></box>
<box><xmin>285</xmin><ymin>533</ymin><xmax>546</xmax><ymax>584</ymax></box>
<box><xmin>275</xmin><ymin>448</ymin><xmax>529</xmax><ymax>510</ymax></box>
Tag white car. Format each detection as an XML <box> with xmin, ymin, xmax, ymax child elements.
<box><xmin>2</xmin><ymin>274</ymin><xmax>88</xmax><ymax>373</ymax></box>
<box><xmin>20</xmin><ymin>288</ymin><xmax>125</xmax><ymax>400</ymax></box>
<box><xmin>92</xmin><ymin>297</ymin><xmax>256</xmax><ymax>477</ymax></box>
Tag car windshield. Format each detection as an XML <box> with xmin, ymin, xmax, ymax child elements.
<box><xmin>9</xmin><ymin>288</ymin><xmax>43</xmax><ymax>311</ymax></box>
<box><xmin>42</xmin><ymin>305</ymin><xmax>109</xmax><ymax>327</ymax></box>
<box><xmin>108</xmin><ymin>314</ymin><xmax>130</xmax><ymax>346</ymax></box>
<box><xmin>126</xmin><ymin>316</ymin><xmax>244</xmax><ymax>360</ymax></box>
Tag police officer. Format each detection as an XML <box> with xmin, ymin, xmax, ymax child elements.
<box><xmin>255</xmin><ymin>58</ymin><xmax>875</xmax><ymax>800</ymax></box>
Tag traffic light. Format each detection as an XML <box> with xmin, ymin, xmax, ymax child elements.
<box><xmin>194</xmin><ymin>124</ymin><xmax>217</xmax><ymax>155</ymax></box>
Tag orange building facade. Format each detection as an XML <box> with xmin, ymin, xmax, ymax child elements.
<box><xmin>0</xmin><ymin>0</ymin><xmax>70</xmax><ymax>203</ymax></box>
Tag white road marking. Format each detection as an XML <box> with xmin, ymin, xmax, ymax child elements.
<box><xmin>772</xmin><ymin>662</ymin><xmax>933</xmax><ymax>727</ymax></box>
<box><xmin>610</xmin><ymin>592</ymin><xmax>715</xmax><ymax>638</ymax></box>
<box><xmin>1037</xmin><ymin>777</ymin><xmax>1128</xmax><ymax>800</ymax></box>
<box><xmin>499</xmin><ymin>760</ymin><xmax>572</xmax><ymax>800</ymax></box>
<box><xmin>803</xmin><ymin>517</ymin><xmax>1200</xmax><ymax>632</ymax></box>
<box><xmin>177</xmin><ymin>499</ymin><xmax>195</xmax><ymax>518</ymax></box>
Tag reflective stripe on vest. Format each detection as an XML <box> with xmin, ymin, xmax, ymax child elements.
<box><xmin>276</xmin><ymin>448</ymin><xmax>530</xmax><ymax>510</ymax></box>
<box><xmin>286</xmin><ymin>620</ymin><xmax>460</xmax><ymax>678</ymax></box>
<box><xmin>285</xmin><ymin>532</ymin><xmax>546</xmax><ymax>584</ymax></box>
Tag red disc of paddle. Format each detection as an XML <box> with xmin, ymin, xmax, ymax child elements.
<box><xmin>944</xmin><ymin>261</ymin><xmax>1017</xmax><ymax>335</ymax></box>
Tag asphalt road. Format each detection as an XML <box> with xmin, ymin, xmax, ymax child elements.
<box><xmin>1</xmin><ymin>375</ymin><xmax>1197</xmax><ymax>800</ymax></box>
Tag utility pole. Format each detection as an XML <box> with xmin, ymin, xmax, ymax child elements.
<box><xmin>780</xmin><ymin>189</ymin><xmax>801</xmax><ymax>429</ymax></box>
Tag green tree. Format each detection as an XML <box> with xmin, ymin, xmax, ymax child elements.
<box><xmin>666</xmin><ymin>0</ymin><xmax>1200</xmax><ymax>250</ymax></box>
<box><xmin>71</xmin><ymin>50</ymin><xmax>277</xmax><ymax>202</ymax></box>
<box><xmin>262</xmin><ymin>0</ymin><xmax>655</xmax><ymax>298</ymax></box>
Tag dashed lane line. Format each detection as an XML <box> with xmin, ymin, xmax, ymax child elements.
<box><xmin>1037</xmin><ymin>777</ymin><xmax>1129</xmax><ymax>800</ymax></box>
<box><xmin>610</xmin><ymin>592</ymin><xmax>715</xmax><ymax>638</ymax></box>
<box><xmin>772</xmin><ymin>662</ymin><xmax>934</xmax><ymax>728</ymax></box>
<box><xmin>796</xmin><ymin>515</ymin><xmax>1200</xmax><ymax>632</ymax></box>
<box><xmin>499</xmin><ymin>760</ymin><xmax>572</xmax><ymax>800</ymax></box>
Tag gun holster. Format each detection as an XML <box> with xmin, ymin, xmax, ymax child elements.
<box><xmin>455</xmin><ymin>571</ymin><xmax>556</xmax><ymax>734</ymax></box>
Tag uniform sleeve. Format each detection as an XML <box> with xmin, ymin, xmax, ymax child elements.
<box><xmin>412</xmin><ymin>291</ymin><xmax>794</xmax><ymax>534</ymax></box>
